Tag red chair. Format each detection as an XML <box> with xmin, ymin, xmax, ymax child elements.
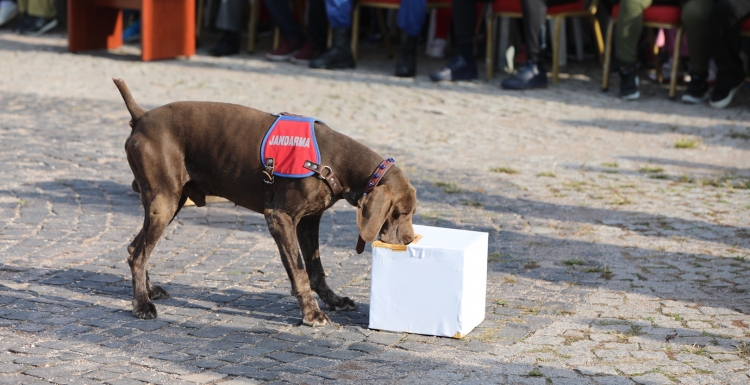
<box><xmin>486</xmin><ymin>0</ymin><xmax>604</xmax><ymax>83</ymax></box>
<box><xmin>601</xmin><ymin>4</ymin><xmax>683</xmax><ymax>99</ymax></box>
<box><xmin>68</xmin><ymin>0</ymin><xmax>194</xmax><ymax>61</ymax></box>
<box><xmin>351</xmin><ymin>0</ymin><xmax>452</xmax><ymax>62</ymax></box>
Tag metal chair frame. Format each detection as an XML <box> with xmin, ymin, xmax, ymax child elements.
<box><xmin>351</xmin><ymin>0</ymin><xmax>452</xmax><ymax>62</ymax></box>
<box><xmin>485</xmin><ymin>0</ymin><xmax>604</xmax><ymax>83</ymax></box>
<box><xmin>601</xmin><ymin>8</ymin><xmax>683</xmax><ymax>99</ymax></box>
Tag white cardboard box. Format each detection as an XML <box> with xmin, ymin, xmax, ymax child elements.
<box><xmin>369</xmin><ymin>225</ymin><xmax>488</xmax><ymax>338</ymax></box>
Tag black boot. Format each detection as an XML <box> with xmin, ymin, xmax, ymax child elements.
<box><xmin>395</xmin><ymin>34</ymin><xmax>418</xmax><ymax>77</ymax></box>
<box><xmin>309</xmin><ymin>28</ymin><xmax>355</xmax><ymax>69</ymax></box>
<box><xmin>209</xmin><ymin>31</ymin><xmax>240</xmax><ymax>57</ymax></box>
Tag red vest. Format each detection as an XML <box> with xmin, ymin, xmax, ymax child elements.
<box><xmin>261</xmin><ymin>115</ymin><xmax>321</xmax><ymax>178</ymax></box>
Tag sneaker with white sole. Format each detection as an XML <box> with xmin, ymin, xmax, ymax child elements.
<box><xmin>619</xmin><ymin>67</ymin><xmax>640</xmax><ymax>100</ymax></box>
<box><xmin>23</xmin><ymin>16</ymin><xmax>57</xmax><ymax>36</ymax></box>
<box><xmin>0</xmin><ymin>1</ymin><xmax>19</xmax><ymax>27</ymax></box>
<box><xmin>681</xmin><ymin>72</ymin><xmax>709</xmax><ymax>104</ymax></box>
<box><xmin>709</xmin><ymin>81</ymin><xmax>744</xmax><ymax>109</ymax></box>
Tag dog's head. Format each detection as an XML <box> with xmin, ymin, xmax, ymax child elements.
<box><xmin>356</xmin><ymin>175</ymin><xmax>417</xmax><ymax>245</ymax></box>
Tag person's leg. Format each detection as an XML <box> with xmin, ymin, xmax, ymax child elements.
<box><xmin>395</xmin><ymin>0</ymin><xmax>427</xmax><ymax>77</ymax></box>
<box><xmin>501</xmin><ymin>0</ymin><xmax>551</xmax><ymax>89</ymax></box>
<box><xmin>680</xmin><ymin>0</ymin><xmax>714</xmax><ymax>103</ymax></box>
<box><xmin>615</xmin><ymin>0</ymin><xmax>651</xmax><ymax>67</ymax></box>
<box><xmin>291</xmin><ymin>0</ymin><xmax>329</xmax><ymax>64</ymax></box>
<box><xmin>210</xmin><ymin>0</ymin><xmax>248</xmax><ymax>56</ymax></box>
<box><xmin>614</xmin><ymin>0</ymin><xmax>652</xmax><ymax>99</ymax></box>
<box><xmin>264</xmin><ymin>0</ymin><xmax>305</xmax><ymax>42</ymax></box>
<box><xmin>307</xmin><ymin>0</ymin><xmax>329</xmax><ymax>49</ymax></box>
<box><xmin>0</xmin><ymin>0</ymin><xmax>20</xmax><ymax>28</ymax></box>
<box><xmin>22</xmin><ymin>0</ymin><xmax>56</xmax><ymax>36</ymax></box>
<box><xmin>264</xmin><ymin>0</ymin><xmax>306</xmax><ymax>61</ymax></box>
<box><xmin>429</xmin><ymin>0</ymin><xmax>480</xmax><ymax>81</ymax></box>
<box><xmin>710</xmin><ymin>0</ymin><xmax>750</xmax><ymax>108</ymax></box>
<box><xmin>310</xmin><ymin>0</ymin><xmax>355</xmax><ymax>69</ymax></box>
<box><xmin>27</xmin><ymin>0</ymin><xmax>54</xmax><ymax>18</ymax></box>
<box><xmin>325</xmin><ymin>0</ymin><xmax>352</xmax><ymax>29</ymax></box>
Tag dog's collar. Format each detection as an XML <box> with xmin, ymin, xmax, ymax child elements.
<box><xmin>356</xmin><ymin>158</ymin><xmax>395</xmax><ymax>254</ymax></box>
<box><xmin>363</xmin><ymin>158</ymin><xmax>395</xmax><ymax>195</ymax></box>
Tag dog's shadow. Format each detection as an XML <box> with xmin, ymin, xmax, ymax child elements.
<box><xmin>18</xmin><ymin>265</ymin><xmax>370</xmax><ymax>330</ymax></box>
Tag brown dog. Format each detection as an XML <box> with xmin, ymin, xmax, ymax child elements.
<box><xmin>113</xmin><ymin>79</ymin><xmax>417</xmax><ymax>326</ymax></box>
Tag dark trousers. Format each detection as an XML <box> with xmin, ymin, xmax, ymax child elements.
<box><xmin>263</xmin><ymin>0</ymin><xmax>329</xmax><ymax>48</ymax></box>
<box><xmin>452</xmin><ymin>0</ymin><xmax>574</xmax><ymax>62</ymax></box>
<box><xmin>713</xmin><ymin>0</ymin><xmax>750</xmax><ymax>91</ymax></box>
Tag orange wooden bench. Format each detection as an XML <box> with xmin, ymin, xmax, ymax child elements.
<box><xmin>67</xmin><ymin>0</ymin><xmax>194</xmax><ymax>61</ymax></box>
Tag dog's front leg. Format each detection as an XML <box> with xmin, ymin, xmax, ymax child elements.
<box><xmin>297</xmin><ymin>214</ymin><xmax>356</xmax><ymax>311</ymax></box>
<box><xmin>265</xmin><ymin>209</ymin><xmax>331</xmax><ymax>326</ymax></box>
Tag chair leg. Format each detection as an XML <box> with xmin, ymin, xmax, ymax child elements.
<box><xmin>669</xmin><ymin>27</ymin><xmax>683</xmax><ymax>100</ymax></box>
<box><xmin>351</xmin><ymin>4</ymin><xmax>361</xmax><ymax>62</ymax></box>
<box><xmin>273</xmin><ymin>28</ymin><xmax>280</xmax><ymax>50</ymax></box>
<box><xmin>376</xmin><ymin>9</ymin><xmax>393</xmax><ymax>59</ymax></box>
<box><xmin>248</xmin><ymin>0</ymin><xmax>260</xmax><ymax>53</ymax></box>
<box><xmin>196</xmin><ymin>0</ymin><xmax>204</xmax><ymax>40</ymax></box>
<box><xmin>552</xmin><ymin>16</ymin><xmax>564</xmax><ymax>84</ymax></box>
<box><xmin>647</xmin><ymin>28</ymin><xmax>662</xmax><ymax>84</ymax></box>
<box><xmin>590</xmin><ymin>16</ymin><xmax>604</xmax><ymax>64</ymax></box>
<box><xmin>602</xmin><ymin>19</ymin><xmax>615</xmax><ymax>92</ymax></box>
<box><xmin>486</xmin><ymin>12</ymin><xmax>495</xmax><ymax>81</ymax></box>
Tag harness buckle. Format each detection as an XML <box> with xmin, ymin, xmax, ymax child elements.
<box><xmin>319</xmin><ymin>166</ymin><xmax>333</xmax><ymax>180</ymax></box>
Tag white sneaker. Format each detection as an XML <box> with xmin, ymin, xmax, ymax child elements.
<box><xmin>0</xmin><ymin>1</ymin><xmax>19</xmax><ymax>27</ymax></box>
<box><xmin>426</xmin><ymin>38</ymin><xmax>446</xmax><ymax>59</ymax></box>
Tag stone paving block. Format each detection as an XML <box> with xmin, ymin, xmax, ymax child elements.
<box><xmin>630</xmin><ymin>373</ymin><xmax>673</xmax><ymax>385</ymax></box>
<box><xmin>506</xmin><ymin>375</ymin><xmax>548</xmax><ymax>385</ymax></box>
<box><xmin>593</xmin><ymin>376</ymin><xmax>636</xmax><ymax>385</ymax></box>
<box><xmin>347</xmin><ymin>342</ymin><xmax>384</xmax><ymax>354</ymax></box>
<box><xmin>179</xmin><ymin>371</ymin><xmax>226</xmax><ymax>384</ymax></box>
<box><xmin>396</xmin><ymin>341</ymin><xmax>438</xmax><ymax>353</ymax></box>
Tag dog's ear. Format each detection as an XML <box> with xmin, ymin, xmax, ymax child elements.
<box><xmin>357</xmin><ymin>185</ymin><xmax>393</xmax><ymax>242</ymax></box>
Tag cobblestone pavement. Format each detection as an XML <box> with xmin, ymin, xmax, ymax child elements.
<box><xmin>1</xmin><ymin>30</ymin><xmax>750</xmax><ymax>384</ymax></box>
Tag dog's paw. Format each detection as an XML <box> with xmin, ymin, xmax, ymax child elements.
<box><xmin>132</xmin><ymin>300</ymin><xmax>158</xmax><ymax>319</ymax></box>
<box><xmin>328</xmin><ymin>296</ymin><xmax>357</xmax><ymax>311</ymax></box>
<box><xmin>302</xmin><ymin>310</ymin><xmax>331</xmax><ymax>327</ymax></box>
<box><xmin>148</xmin><ymin>286</ymin><xmax>170</xmax><ymax>300</ymax></box>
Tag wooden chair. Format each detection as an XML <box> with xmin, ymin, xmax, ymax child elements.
<box><xmin>351</xmin><ymin>0</ymin><xmax>452</xmax><ymax>62</ymax></box>
<box><xmin>486</xmin><ymin>0</ymin><xmax>604</xmax><ymax>83</ymax></box>
<box><xmin>195</xmin><ymin>0</ymin><xmax>305</xmax><ymax>53</ymax></box>
<box><xmin>68</xmin><ymin>0</ymin><xmax>194</xmax><ymax>61</ymax></box>
<box><xmin>601</xmin><ymin>4</ymin><xmax>683</xmax><ymax>99</ymax></box>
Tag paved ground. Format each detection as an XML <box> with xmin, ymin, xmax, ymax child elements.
<box><xmin>1</xmin><ymin>29</ymin><xmax>750</xmax><ymax>385</ymax></box>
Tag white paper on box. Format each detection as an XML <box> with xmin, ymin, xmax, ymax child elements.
<box><xmin>369</xmin><ymin>225</ymin><xmax>488</xmax><ymax>338</ymax></box>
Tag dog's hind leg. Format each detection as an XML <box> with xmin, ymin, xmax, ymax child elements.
<box><xmin>129</xmin><ymin>192</ymin><xmax>180</xmax><ymax>319</ymax></box>
<box><xmin>265</xmin><ymin>209</ymin><xmax>331</xmax><ymax>326</ymax></box>
<box><xmin>144</xmin><ymin>193</ymin><xmax>188</xmax><ymax>300</ymax></box>
<box><xmin>297</xmin><ymin>213</ymin><xmax>356</xmax><ymax>311</ymax></box>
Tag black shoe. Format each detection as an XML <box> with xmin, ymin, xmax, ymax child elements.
<box><xmin>309</xmin><ymin>28</ymin><xmax>355</xmax><ymax>69</ymax></box>
<box><xmin>710</xmin><ymin>80</ymin><xmax>744</xmax><ymax>109</ymax></box>
<box><xmin>681</xmin><ymin>72</ymin><xmax>709</xmax><ymax>104</ymax></box>
<box><xmin>11</xmin><ymin>13</ymin><xmax>29</xmax><ymax>33</ymax></box>
<box><xmin>619</xmin><ymin>67</ymin><xmax>640</xmax><ymax>100</ymax></box>
<box><xmin>500</xmin><ymin>61</ymin><xmax>548</xmax><ymax>90</ymax></box>
<box><xmin>23</xmin><ymin>16</ymin><xmax>57</xmax><ymax>36</ymax></box>
<box><xmin>428</xmin><ymin>54</ymin><xmax>478</xmax><ymax>81</ymax></box>
<box><xmin>395</xmin><ymin>35</ymin><xmax>418</xmax><ymax>77</ymax></box>
<box><xmin>209</xmin><ymin>31</ymin><xmax>240</xmax><ymax>57</ymax></box>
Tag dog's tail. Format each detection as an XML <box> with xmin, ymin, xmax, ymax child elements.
<box><xmin>112</xmin><ymin>78</ymin><xmax>145</xmax><ymax>125</ymax></box>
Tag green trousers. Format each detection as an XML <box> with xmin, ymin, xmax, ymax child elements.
<box><xmin>17</xmin><ymin>0</ymin><xmax>57</xmax><ymax>19</ymax></box>
<box><xmin>615</xmin><ymin>0</ymin><xmax>714</xmax><ymax>74</ymax></box>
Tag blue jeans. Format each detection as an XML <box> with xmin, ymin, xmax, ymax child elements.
<box><xmin>325</xmin><ymin>0</ymin><xmax>426</xmax><ymax>37</ymax></box>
